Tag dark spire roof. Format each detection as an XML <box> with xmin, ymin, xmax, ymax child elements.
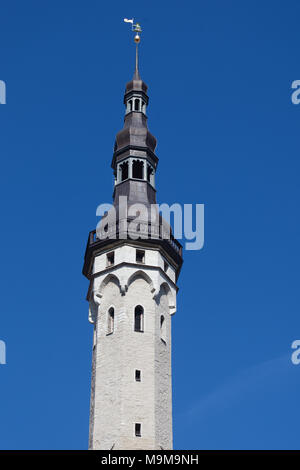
<box><xmin>125</xmin><ymin>73</ymin><xmax>148</xmax><ymax>95</ymax></box>
<box><xmin>82</xmin><ymin>29</ymin><xmax>183</xmax><ymax>282</ymax></box>
<box><xmin>113</xmin><ymin>112</ymin><xmax>157</xmax><ymax>156</ymax></box>
<box><xmin>124</xmin><ymin>42</ymin><xmax>147</xmax><ymax>96</ymax></box>
<box><xmin>111</xmin><ymin>60</ymin><xmax>159</xmax><ymax>212</ymax></box>
<box><xmin>111</xmin><ymin>61</ymin><xmax>158</xmax><ymax>169</ymax></box>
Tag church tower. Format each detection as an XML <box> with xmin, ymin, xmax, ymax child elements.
<box><xmin>82</xmin><ymin>23</ymin><xmax>183</xmax><ymax>450</ymax></box>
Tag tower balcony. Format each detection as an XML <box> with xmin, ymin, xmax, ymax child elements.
<box><xmin>82</xmin><ymin>221</ymin><xmax>183</xmax><ymax>281</ymax></box>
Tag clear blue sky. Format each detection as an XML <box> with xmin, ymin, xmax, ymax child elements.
<box><xmin>0</xmin><ymin>0</ymin><xmax>299</xmax><ymax>450</ymax></box>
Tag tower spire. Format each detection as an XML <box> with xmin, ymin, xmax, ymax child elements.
<box><xmin>134</xmin><ymin>43</ymin><xmax>139</xmax><ymax>79</ymax></box>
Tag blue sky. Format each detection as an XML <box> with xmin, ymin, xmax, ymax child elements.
<box><xmin>0</xmin><ymin>0</ymin><xmax>300</xmax><ymax>449</ymax></box>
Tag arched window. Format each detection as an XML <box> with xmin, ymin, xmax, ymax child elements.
<box><xmin>129</xmin><ymin>100</ymin><xmax>133</xmax><ymax>112</ymax></box>
<box><xmin>134</xmin><ymin>98</ymin><xmax>140</xmax><ymax>111</ymax></box>
<box><xmin>107</xmin><ymin>307</ymin><xmax>114</xmax><ymax>334</ymax></box>
<box><xmin>160</xmin><ymin>315</ymin><xmax>166</xmax><ymax>343</ymax></box>
<box><xmin>120</xmin><ymin>161</ymin><xmax>129</xmax><ymax>181</ymax></box>
<box><xmin>134</xmin><ymin>305</ymin><xmax>144</xmax><ymax>332</ymax></box>
<box><xmin>132</xmin><ymin>160</ymin><xmax>144</xmax><ymax>179</ymax></box>
<box><xmin>147</xmin><ymin>164</ymin><xmax>154</xmax><ymax>183</ymax></box>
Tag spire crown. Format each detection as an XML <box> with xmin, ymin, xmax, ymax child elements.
<box><xmin>111</xmin><ymin>19</ymin><xmax>157</xmax><ymax>192</ymax></box>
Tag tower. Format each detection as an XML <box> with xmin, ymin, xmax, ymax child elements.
<box><xmin>82</xmin><ymin>24</ymin><xmax>183</xmax><ymax>450</ymax></box>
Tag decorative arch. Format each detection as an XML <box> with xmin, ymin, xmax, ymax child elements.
<box><xmin>156</xmin><ymin>282</ymin><xmax>176</xmax><ymax>315</ymax></box>
<box><xmin>97</xmin><ymin>273</ymin><xmax>123</xmax><ymax>298</ymax></box>
<box><xmin>127</xmin><ymin>270</ymin><xmax>155</xmax><ymax>294</ymax></box>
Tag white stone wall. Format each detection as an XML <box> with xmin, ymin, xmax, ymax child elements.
<box><xmin>88</xmin><ymin>244</ymin><xmax>177</xmax><ymax>450</ymax></box>
<box><xmin>92</xmin><ymin>244</ymin><xmax>176</xmax><ymax>285</ymax></box>
<box><xmin>155</xmin><ymin>284</ymin><xmax>173</xmax><ymax>449</ymax></box>
<box><xmin>91</xmin><ymin>279</ymin><xmax>123</xmax><ymax>449</ymax></box>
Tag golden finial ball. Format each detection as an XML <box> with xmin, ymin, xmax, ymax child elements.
<box><xmin>134</xmin><ymin>33</ymin><xmax>140</xmax><ymax>44</ymax></box>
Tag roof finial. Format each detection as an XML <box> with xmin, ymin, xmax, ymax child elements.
<box><xmin>123</xmin><ymin>18</ymin><xmax>142</xmax><ymax>79</ymax></box>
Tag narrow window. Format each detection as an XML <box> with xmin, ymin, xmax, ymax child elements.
<box><xmin>120</xmin><ymin>161</ymin><xmax>129</xmax><ymax>181</ymax></box>
<box><xmin>136</xmin><ymin>249</ymin><xmax>145</xmax><ymax>264</ymax></box>
<box><xmin>129</xmin><ymin>100</ymin><xmax>133</xmax><ymax>111</ymax></box>
<box><xmin>135</xmin><ymin>370</ymin><xmax>141</xmax><ymax>382</ymax></box>
<box><xmin>134</xmin><ymin>305</ymin><xmax>144</xmax><ymax>332</ymax></box>
<box><xmin>134</xmin><ymin>99</ymin><xmax>140</xmax><ymax>111</ymax></box>
<box><xmin>160</xmin><ymin>315</ymin><xmax>166</xmax><ymax>343</ymax></box>
<box><xmin>132</xmin><ymin>160</ymin><xmax>144</xmax><ymax>179</ymax></box>
<box><xmin>135</xmin><ymin>423</ymin><xmax>141</xmax><ymax>437</ymax></box>
<box><xmin>147</xmin><ymin>164</ymin><xmax>153</xmax><ymax>182</ymax></box>
<box><xmin>107</xmin><ymin>307</ymin><xmax>114</xmax><ymax>334</ymax></box>
<box><xmin>106</xmin><ymin>251</ymin><xmax>114</xmax><ymax>267</ymax></box>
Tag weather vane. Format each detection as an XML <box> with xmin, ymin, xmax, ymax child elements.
<box><xmin>124</xmin><ymin>18</ymin><xmax>142</xmax><ymax>76</ymax></box>
<box><xmin>123</xmin><ymin>18</ymin><xmax>142</xmax><ymax>44</ymax></box>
